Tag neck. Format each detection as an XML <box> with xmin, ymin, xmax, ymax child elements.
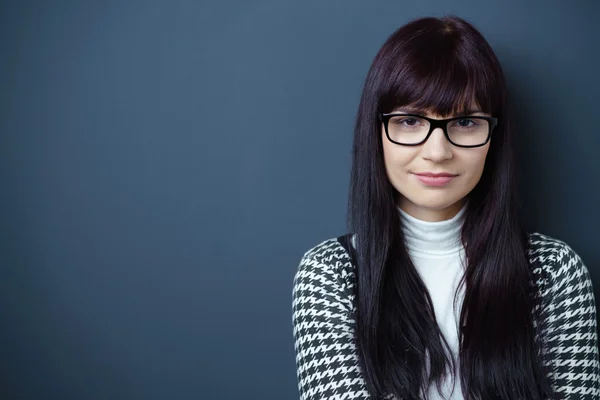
<box><xmin>398</xmin><ymin>202</ymin><xmax>467</xmax><ymax>256</ymax></box>
<box><xmin>398</xmin><ymin>198</ymin><xmax>466</xmax><ymax>222</ymax></box>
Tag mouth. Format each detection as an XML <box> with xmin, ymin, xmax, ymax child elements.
<box><xmin>412</xmin><ymin>172</ymin><xmax>458</xmax><ymax>187</ymax></box>
<box><xmin>413</xmin><ymin>172</ymin><xmax>458</xmax><ymax>178</ymax></box>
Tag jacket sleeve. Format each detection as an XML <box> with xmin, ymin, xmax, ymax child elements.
<box><xmin>541</xmin><ymin>243</ymin><xmax>600</xmax><ymax>399</ymax></box>
<box><xmin>292</xmin><ymin>250</ymin><xmax>371</xmax><ymax>400</ymax></box>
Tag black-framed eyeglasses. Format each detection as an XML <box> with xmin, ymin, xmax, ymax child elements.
<box><xmin>378</xmin><ymin>113</ymin><xmax>498</xmax><ymax>148</ymax></box>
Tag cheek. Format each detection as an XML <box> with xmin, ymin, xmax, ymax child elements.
<box><xmin>381</xmin><ymin>142</ymin><xmax>420</xmax><ymax>195</ymax></box>
<box><xmin>382</xmin><ymin>139</ymin><xmax>413</xmax><ymax>174</ymax></box>
<box><xmin>461</xmin><ymin>148</ymin><xmax>489</xmax><ymax>181</ymax></box>
<box><xmin>381</xmin><ymin>133</ymin><xmax>395</xmax><ymax>172</ymax></box>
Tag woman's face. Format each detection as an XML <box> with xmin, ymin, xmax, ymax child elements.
<box><xmin>382</xmin><ymin>106</ymin><xmax>491</xmax><ymax>222</ymax></box>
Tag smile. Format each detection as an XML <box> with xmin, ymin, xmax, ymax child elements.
<box><xmin>413</xmin><ymin>173</ymin><xmax>457</xmax><ymax>187</ymax></box>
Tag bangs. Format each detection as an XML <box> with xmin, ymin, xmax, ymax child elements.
<box><xmin>379</xmin><ymin>35</ymin><xmax>499</xmax><ymax>117</ymax></box>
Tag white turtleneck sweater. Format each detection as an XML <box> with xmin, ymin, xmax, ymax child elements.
<box><xmin>398</xmin><ymin>204</ymin><xmax>467</xmax><ymax>400</ymax></box>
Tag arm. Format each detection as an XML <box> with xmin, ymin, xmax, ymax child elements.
<box><xmin>542</xmin><ymin>244</ymin><xmax>600</xmax><ymax>399</ymax></box>
<box><xmin>292</xmin><ymin>249</ymin><xmax>370</xmax><ymax>400</ymax></box>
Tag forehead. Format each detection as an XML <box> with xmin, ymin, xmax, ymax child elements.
<box><xmin>391</xmin><ymin>103</ymin><xmax>487</xmax><ymax>118</ymax></box>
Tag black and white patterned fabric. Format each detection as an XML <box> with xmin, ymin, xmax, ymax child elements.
<box><xmin>292</xmin><ymin>232</ymin><xmax>600</xmax><ymax>399</ymax></box>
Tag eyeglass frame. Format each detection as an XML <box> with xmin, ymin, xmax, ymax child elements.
<box><xmin>378</xmin><ymin>112</ymin><xmax>498</xmax><ymax>148</ymax></box>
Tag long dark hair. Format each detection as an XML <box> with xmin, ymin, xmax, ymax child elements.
<box><xmin>348</xmin><ymin>16</ymin><xmax>554</xmax><ymax>399</ymax></box>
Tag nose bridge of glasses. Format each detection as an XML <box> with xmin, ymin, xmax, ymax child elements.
<box><xmin>427</xmin><ymin>118</ymin><xmax>449</xmax><ymax>134</ymax></box>
<box><xmin>426</xmin><ymin>119</ymin><xmax>451</xmax><ymax>144</ymax></box>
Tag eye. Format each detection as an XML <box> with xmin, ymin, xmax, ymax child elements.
<box><xmin>391</xmin><ymin>116</ymin><xmax>425</xmax><ymax>126</ymax></box>
<box><xmin>454</xmin><ymin>118</ymin><xmax>478</xmax><ymax>127</ymax></box>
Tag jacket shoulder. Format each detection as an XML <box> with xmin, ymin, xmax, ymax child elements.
<box><xmin>526</xmin><ymin>232</ymin><xmax>590</xmax><ymax>294</ymax></box>
<box><xmin>299</xmin><ymin>237</ymin><xmax>348</xmax><ymax>264</ymax></box>
<box><xmin>293</xmin><ymin>236</ymin><xmax>356</xmax><ymax>305</ymax></box>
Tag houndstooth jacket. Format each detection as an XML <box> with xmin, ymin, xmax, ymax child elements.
<box><xmin>292</xmin><ymin>232</ymin><xmax>600</xmax><ymax>399</ymax></box>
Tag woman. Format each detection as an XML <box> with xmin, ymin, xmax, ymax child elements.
<box><xmin>292</xmin><ymin>15</ymin><xmax>599</xmax><ymax>400</ymax></box>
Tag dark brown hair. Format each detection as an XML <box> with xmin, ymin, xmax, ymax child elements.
<box><xmin>348</xmin><ymin>15</ymin><xmax>554</xmax><ymax>399</ymax></box>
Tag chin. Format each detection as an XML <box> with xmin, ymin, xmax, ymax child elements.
<box><xmin>400</xmin><ymin>195</ymin><xmax>463</xmax><ymax>212</ymax></box>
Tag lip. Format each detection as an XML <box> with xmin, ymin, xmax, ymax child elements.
<box><xmin>413</xmin><ymin>172</ymin><xmax>457</xmax><ymax>187</ymax></box>
<box><xmin>414</xmin><ymin>172</ymin><xmax>457</xmax><ymax>177</ymax></box>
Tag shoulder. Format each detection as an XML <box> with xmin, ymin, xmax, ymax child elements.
<box><xmin>299</xmin><ymin>236</ymin><xmax>348</xmax><ymax>264</ymax></box>
<box><xmin>526</xmin><ymin>232</ymin><xmax>592</xmax><ymax>295</ymax></box>
<box><xmin>526</xmin><ymin>232</ymin><xmax>581</xmax><ymax>264</ymax></box>
<box><xmin>293</xmin><ymin>235</ymin><xmax>356</xmax><ymax>304</ymax></box>
<box><xmin>296</xmin><ymin>235</ymin><xmax>354</xmax><ymax>273</ymax></box>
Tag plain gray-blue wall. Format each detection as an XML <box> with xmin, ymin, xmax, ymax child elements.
<box><xmin>1</xmin><ymin>1</ymin><xmax>598</xmax><ymax>399</ymax></box>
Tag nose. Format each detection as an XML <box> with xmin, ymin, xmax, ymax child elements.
<box><xmin>420</xmin><ymin>127</ymin><xmax>453</xmax><ymax>162</ymax></box>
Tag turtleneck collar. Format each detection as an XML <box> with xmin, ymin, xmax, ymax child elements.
<box><xmin>398</xmin><ymin>202</ymin><xmax>467</xmax><ymax>257</ymax></box>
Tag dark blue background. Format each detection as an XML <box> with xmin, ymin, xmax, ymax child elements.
<box><xmin>1</xmin><ymin>1</ymin><xmax>598</xmax><ymax>399</ymax></box>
